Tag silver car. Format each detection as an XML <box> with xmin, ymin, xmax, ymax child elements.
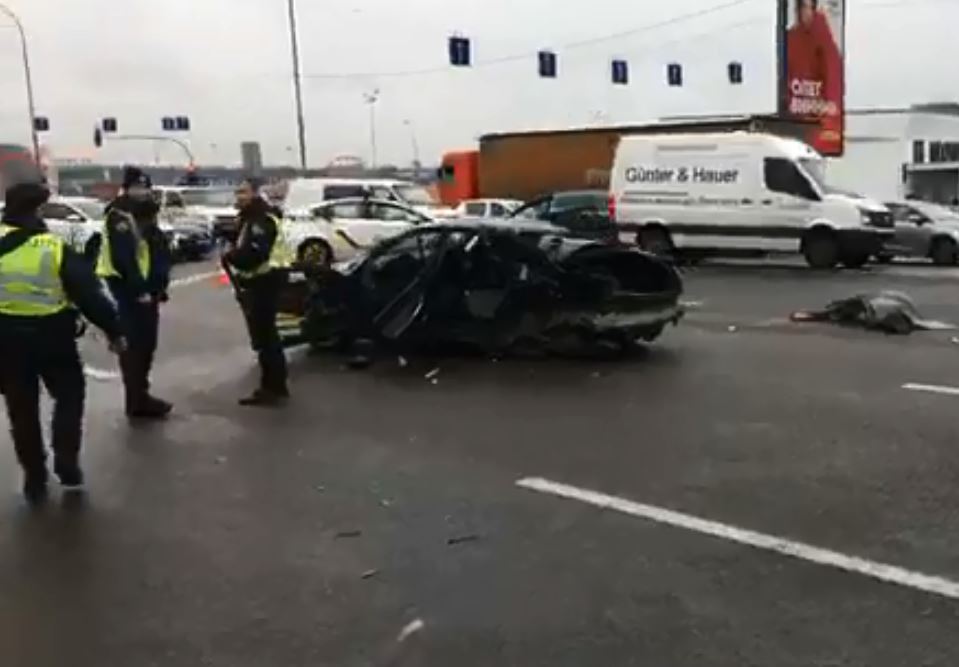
<box><xmin>882</xmin><ymin>201</ymin><xmax>959</xmax><ymax>265</ymax></box>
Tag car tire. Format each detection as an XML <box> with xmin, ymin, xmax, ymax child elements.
<box><xmin>930</xmin><ymin>237</ymin><xmax>958</xmax><ymax>266</ymax></box>
<box><xmin>875</xmin><ymin>253</ymin><xmax>894</xmax><ymax>264</ymax></box>
<box><xmin>298</xmin><ymin>239</ymin><xmax>333</xmax><ymax>269</ymax></box>
<box><xmin>637</xmin><ymin>226</ymin><xmax>673</xmax><ymax>258</ymax></box>
<box><xmin>802</xmin><ymin>229</ymin><xmax>840</xmax><ymax>269</ymax></box>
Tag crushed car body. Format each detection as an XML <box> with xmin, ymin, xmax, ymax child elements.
<box><xmin>278</xmin><ymin>220</ymin><xmax>684</xmax><ymax>358</ymax></box>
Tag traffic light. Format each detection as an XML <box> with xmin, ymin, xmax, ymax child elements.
<box><xmin>94</xmin><ymin>128</ymin><xmax>103</xmax><ymax>148</ymax></box>
<box><xmin>538</xmin><ymin>51</ymin><xmax>557</xmax><ymax>78</ymax></box>
<box><xmin>611</xmin><ymin>59</ymin><xmax>628</xmax><ymax>85</ymax></box>
<box><xmin>162</xmin><ymin>117</ymin><xmax>175</xmax><ymax>131</ymax></box>
<box><xmin>33</xmin><ymin>116</ymin><xmax>50</xmax><ymax>132</ymax></box>
<box><xmin>667</xmin><ymin>63</ymin><xmax>683</xmax><ymax>87</ymax></box>
<box><xmin>448</xmin><ymin>36</ymin><xmax>471</xmax><ymax>66</ymax></box>
<box><xmin>102</xmin><ymin>117</ymin><xmax>118</xmax><ymax>133</ymax></box>
<box><xmin>728</xmin><ymin>61</ymin><xmax>743</xmax><ymax>84</ymax></box>
<box><xmin>175</xmin><ymin>116</ymin><xmax>190</xmax><ymax>131</ymax></box>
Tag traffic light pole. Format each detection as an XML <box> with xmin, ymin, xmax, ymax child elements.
<box><xmin>287</xmin><ymin>0</ymin><xmax>308</xmax><ymax>171</ymax></box>
<box><xmin>0</xmin><ymin>3</ymin><xmax>41</xmax><ymax>166</ymax></box>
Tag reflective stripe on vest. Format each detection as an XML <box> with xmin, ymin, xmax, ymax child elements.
<box><xmin>0</xmin><ymin>225</ymin><xmax>69</xmax><ymax>317</ymax></box>
<box><xmin>233</xmin><ymin>215</ymin><xmax>294</xmax><ymax>279</ymax></box>
<box><xmin>96</xmin><ymin>210</ymin><xmax>151</xmax><ymax>279</ymax></box>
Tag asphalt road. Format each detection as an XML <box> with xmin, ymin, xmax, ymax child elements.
<box><xmin>2</xmin><ymin>258</ymin><xmax>959</xmax><ymax>666</ymax></box>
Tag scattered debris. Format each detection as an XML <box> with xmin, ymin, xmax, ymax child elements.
<box><xmin>425</xmin><ymin>368</ymin><xmax>441</xmax><ymax>380</ymax></box>
<box><xmin>335</xmin><ymin>530</ymin><xmax>362</xmax><ymax>539</ymax></box>
<box><xmin>398</xmin><ymin>356</ymin><xmax>409</xmax><ymax>368</ymax></box>
<box><xmin>315</xmin><ymin>484</ymin><xmax>326</xmax><ymax>493</ymax></box>
<box><xmin>591</xmin><ymin>371</ymin><xmax>602</xmax><ymax>379</ymax></box>
<box><xmin>727</xmin><ymin>325</ymin><xmax>738</xmax><ymax>333</ymax></box>
<box><xmin>430</xmin><ymin>378</ymin><xmax>439</xmax><ymax>386</ymax></box>
<box><xmin>361</xmin><ymin>569</ymin><xmax>379</xmax><ymax>580</ymax></box>
<box><xmin>379</xmin><ymin>499</ymin><xmax>393</xmax><ymax>508</ymax></box>
<box><xmin>396</xmin><ymin>618</ymin><xmax>425</xmax><ymax>643</ymax></box>
<box><xmin>791</xmin><ymin>291</ymin><xmax>956</xmax><ymax>335</ymax></box>
<box><xmin>951</xmin><ymin>337</ymin><xmax>959</xmax><ymax>345</ymax></box>
<box><xmin>214</xmin><ymin>456</ymin><xmax>227</xmax><ymax>465</ymax></box>
<box><xmin>447</xmin><ymin>534</ymin><xmax>481</xmax><ymax>546</ymax></box>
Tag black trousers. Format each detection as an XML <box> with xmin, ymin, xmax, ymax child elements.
<box><xmin>117</xmin><ymin>300</ymin><xmax>160</xmax><ymax>410</ymax></box>
<box><xmin>239</xmin><ymin>273</ymin><xmax>288</xmax><ymax>393</ymax></box>
<box><xmin>0</xmin><ymin>335</ymin><xmax>85</xmax><ymax>476</ymax></box>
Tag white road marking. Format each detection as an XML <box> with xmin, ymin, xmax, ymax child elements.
<box><xmin>169</xmin><ymin>270</ymin><xmax>220</xmax><ymax>289</ymax></box>
<box><xmin>902</xmin><ymin>383</ymin><xmax>959</xmax><ymax>397</ymax></box>
<box><xmin>83</xmin><ymin>367</ymin><xmax>121</xmax><ymax>381</ymax></box>
<box><xmin>516</xmin><ymin>477</ymin><xmax>959</xmax><ymax>601</ymax></box>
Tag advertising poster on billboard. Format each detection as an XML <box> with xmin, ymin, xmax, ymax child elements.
<box><xmin>779</xmin><ymin>0</ymin><xmax>846</xmax><ymax>156</ymax></box>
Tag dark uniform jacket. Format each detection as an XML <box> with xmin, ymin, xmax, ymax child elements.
<box><xmin>0</xmin><ymin>213</ymin><xmax>121</xmax><ymax>342</ymax></box>
<box><xmin>102</xmin><ymin>196</ymin><xmax>172</xmax><ymax>304</ymax></box>
<box><xmin>225</xmin><ymin>197</ymin><xmax>281</xmax><ymax>287</ymax></box>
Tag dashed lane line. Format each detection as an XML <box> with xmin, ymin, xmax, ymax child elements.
<box><xmin>902</xmin><ymin>383</ymin><xmax>959</xmax><ymax>397</ymax></box>
<box><xmin>517</xmin><ymin>476</ymin><xmax>959</xmax><ymax>601</ymax></box>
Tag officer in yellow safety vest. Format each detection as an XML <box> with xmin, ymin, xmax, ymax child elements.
<box><xmin>222</xmin><ymin>178</ymin><xmax>293</xmax><ymax>406</ymax></box>
<box><xmin>0</xmin><ymin>182</ymin><xmax>125</xmax><ymax>504</ymax></box>
<box><xmin>98</xmin><ymin>166</ymin><xmax>173</xmax><ymax>419</ymax></box>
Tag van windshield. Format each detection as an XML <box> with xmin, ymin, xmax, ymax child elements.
<box><xmin>798</xmin><ymin>158</ymin><xmax>827</xmax><ymax>193</ymax></box>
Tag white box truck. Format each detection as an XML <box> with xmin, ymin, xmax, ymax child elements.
<box><xmin>608</xmin><ymin>132</ymin><xmax>893</xmax><ymax>268</ymax></box>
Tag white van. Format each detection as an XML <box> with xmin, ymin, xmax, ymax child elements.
<box><xmin>609</xmin><ymin>132</ymin><xmax>893</xmax><ymax>268</ymax></box>
<box><xmin>284</xmin><ymin>178</ymin><xmax>455</xmax><ymax>220</ymax></box>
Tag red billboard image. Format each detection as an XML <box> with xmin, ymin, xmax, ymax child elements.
<box><xmin>780</xmin><ymin>0</ymin><xmax>846</xmax><ymax>156</ymax></box>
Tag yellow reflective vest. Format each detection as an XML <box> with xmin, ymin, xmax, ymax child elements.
<box><xmin>0</xmin><ymin>224</ymin><xmax>70</xmax><ymax>317</ymax></box>
<box><xmin>232</xmin><ymin>215</ymin><xmax>293</xmax><ymax>279</ymax></box>
<box><xmin>96</xmin><ymin>210</ymin><xmax>151</xmax><ymax>280</ymax></box>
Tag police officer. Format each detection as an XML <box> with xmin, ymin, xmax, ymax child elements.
<box><xmin>98</xmin><ymin>166</ymin><xmax>173</xmax><ymax>419</ymax></box>
<box><xmin>223</xmin><ymin>178</ymin><xmax>292</xmax><ymax>406</ymax></box>
<box><xmin>0</xmin><ymin>182</ymin><xmax>125</xmax><ymax>503</ymax></box>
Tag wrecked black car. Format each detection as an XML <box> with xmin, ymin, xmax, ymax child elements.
<box><xmin>278</xmin><ymin>220</ymin><xmax>684</xmax><ymax>358</ymax></box>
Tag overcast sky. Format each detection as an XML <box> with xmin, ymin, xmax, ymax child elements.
<box><xmin>0</xmin><ymin>0</ymin><xmax>954</xmax><ymax>168</ymax></box>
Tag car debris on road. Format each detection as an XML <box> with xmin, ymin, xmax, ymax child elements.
<box><xmin>790</xmin><ymin>291</ymin><xmax>956</xmax><ymax>335</ymax></box>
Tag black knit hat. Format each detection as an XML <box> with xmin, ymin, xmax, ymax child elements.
<box><xmin>3</xmin><ymin>182</ymin><xmax>50</xmax><ymax>217</ymax></box>
<box><xmin>121</xmin><ymin>165</ymin><xmax>153</xmax><ymax>190</ymax></box>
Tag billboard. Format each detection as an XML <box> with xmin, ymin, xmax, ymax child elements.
<box><xmin>778</xmin><ymin>0</ymin><xmax>846</xmax><ymax>156</ymax></box>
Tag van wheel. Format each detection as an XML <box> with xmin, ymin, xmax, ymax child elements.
<box><xmin>930</xmin><ymin>238</ymin><xmax>958</xmax><ymax>266</ymax></box>
<box><xmin>638</xmin><ymin>226</ymin><xmax>673</xmax><ymax>258</ymax></box>
<box><xmin>802</xmin><ymin>229</ymin><xmax>839</xmax><ymax>269</ymax></box>
<box><xmin>298</xmin><ymin>239</ymin><xmax>333</xmax><ymax>269</ymax></box>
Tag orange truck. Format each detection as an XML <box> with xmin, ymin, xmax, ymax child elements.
<box><xmin>437</xmin><ymin>115</ymin><xmax>813</xmax><ymax>206</ymax></box>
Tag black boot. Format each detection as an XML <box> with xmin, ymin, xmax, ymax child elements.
<box><xmin>54</xmin><ymin>461</ymin><xmax>85</xmax><ymax>490</ymax></box>
<box><xmin>127</xmin><ymin>395</ymin><xmax>173</xmax><ymax>420</ymax></box>
<box><xmin>238</xmin><ymin>388</ymin><xmax>288</xmax><ymax>407</ymax></box>
<box><xmin>22</xmin><ymin>469</ymin><xmax>49</xmax><ymax>505</ymax></box>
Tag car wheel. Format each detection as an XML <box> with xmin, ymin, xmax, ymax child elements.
<box><xmin>637</xmin><ymin>226</ymin><xmax>673</xmax><ymax>258</ymax></box>
<box><xmin>802</xmin><ymin>229</ymin><xmax>840</xmax><ymax>269</ymax></box>
<box><xmin>298</xmin><ymin>239</ymin><xmax>333</xmax><ymax>269</ymax></box>
<box><xmin>930</xmin><ymin>237</ymin><xmax>958</xmax><ymax>266</ymax></box>
<box><xmin>875</xmin><ymin>253</ymin><xmax>894</xmax><ymax>264</ymax></box>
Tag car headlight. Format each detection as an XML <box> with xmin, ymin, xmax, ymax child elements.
<box><xmin>859</xmin><ymin>209</ymin><xmax>871</xmax><ymax>224</ymax></box>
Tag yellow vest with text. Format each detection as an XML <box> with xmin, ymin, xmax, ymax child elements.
<box><xmin>96</xmin><ymin>211</ymin><xmax>151</xmax><ymax>280</ymax></box>
<box><xmin>0</xmin><ymin>224</ymin><xmax>70</xmax><ymax>317</ymax></box>
<box><xmin>233</xmin><ymin>215</ymin><xmax>293</xmax><ymax>279</ymax></box>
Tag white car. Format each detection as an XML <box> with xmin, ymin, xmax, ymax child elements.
<box><xmin>454</xmin><ymin>198</ymin><xmax>522</xmax><ymax>218</ymax></box>
<box><xmin>38</xmin><ymin>196</ymin><xmax>106</xmax><ymax>256</ymax></box>
<box><xmin>284</xmin><ymin>178</ymin><xmax>456</xmax><ymax>220</ymax></box>
<box><xmin>285</xmin><ymin>197</ymin><xmax>433</xmax><ymax>267</ymax></box>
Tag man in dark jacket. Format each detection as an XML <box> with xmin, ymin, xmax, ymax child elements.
<box><xmin>222</xmin><ymin>178</ymin><xmax>292</xmax><ymax>406</ymax></box>
<box><xmin>0</xmin><ymin>182</ymin><xmax>125</xmax><ymax>503</ymax></box>
<box><xmin>97</xmin><ymin>166</ymin><xmax>173</xmax><ymax>419</ymax></box>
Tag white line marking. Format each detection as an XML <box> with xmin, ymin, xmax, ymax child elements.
<box><xmin>516</xmin><ymin>477</ymin><xmax>959</xmax><ymax>600</ymax></box>
<box><xmin>169</xmin><ymin>271</ymin><xmax>220</xmax><ymax>289</ymax></box>
<box><xmin>902</xmin><ymin>383</ymin><xmax>959</xmax><ymax>397</ymax></box>
<box><xmin>84</xmin><ymin>366</ymin><xmax>121</xmax><ymax>381</ymax></box>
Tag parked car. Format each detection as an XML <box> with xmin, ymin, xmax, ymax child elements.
<box><xmin>609</xmin><ymin>132</ymin><xmax>893</xmax><ymax>268</ymax></box>
<box><xmin>279</xmin><ymin>219</ymin><xmax>684</xmax><ymax>357</ymax></box>
<box><xmin>455</xmin><ymin>198</ymin><xmax>522</xmax><ymax>218</ymax></box>
<box><xmin>37</xmin><ymin>196</ymin><xmax>106</xmax><ymax>257</ymax></box>
<box><xmin>284</xmin><ymin>178</ymin><xmax>456</xmax><ymax>219</ymax></box>
<box><xmin>286</xmin><ymin>197</ymin><xmax>433</xmax><ymax>268</ymax></box>
<box><xmin>510</xmin><ymin>190</ymin><xmax>616</xmax><ymax>242</ymax></box>
<box><xmin>882</xmin><ymin>201</ymin><xmax>959</xmax><ymax>265</ymax></box>
<box><xmin>163</xmin><ymin>186</ymin><xmax>237</xmax><ymax>240</ymax></box>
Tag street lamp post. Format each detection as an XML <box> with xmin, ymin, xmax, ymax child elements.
<box><xmin>286</xmin><ymin>0</ymin><xmax>308</xmax><ymax>171</ymax></box>
<box><xmin>403</xmin><ymin>119</ymin><xmax>420</xmax><ymax>177</ymax></box>
<box><xmin>0</xmin><ymin>3</ymin><xmax>41</xmax><ymax>166</ymax></box>
<box><xmin>363</xmin><ymin>89</ymin><xmax>380</xmax><ymax>169</ymax></box>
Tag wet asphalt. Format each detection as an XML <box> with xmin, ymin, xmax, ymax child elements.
<box><xmin>2</xmin><ymin>258</ymin><xmax>959</xmax><ymax>666</ymax></box>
